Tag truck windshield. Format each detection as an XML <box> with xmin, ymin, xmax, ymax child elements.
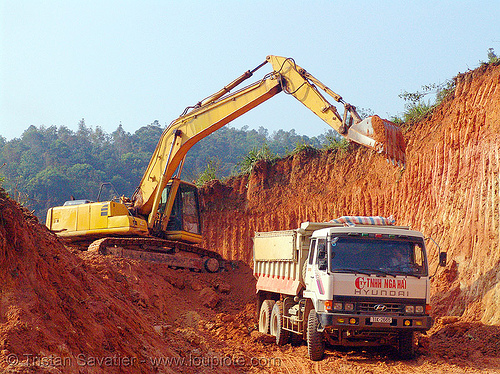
<box><xmin>330</xmin><ymin>236</ymin><xmax>428</xmax><ymax>276</ymax></box>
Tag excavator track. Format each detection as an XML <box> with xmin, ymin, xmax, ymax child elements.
<box><xmin>88</xmin><ymin>237</ymin><xmax>223</xmax><ymax>273</ymax></box>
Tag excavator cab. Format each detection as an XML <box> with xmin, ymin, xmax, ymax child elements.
<box><xmin>155</xmin><ymin>180</ymin><xmax>203</xmax><ymax>244</ymax></box>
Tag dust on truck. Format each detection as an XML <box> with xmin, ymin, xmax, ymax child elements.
<box><xmin>253</xmin><ymin>217</ymin><xmax>446</xmax><ymax>360</ymax></box>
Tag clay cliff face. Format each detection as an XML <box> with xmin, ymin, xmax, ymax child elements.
<box><xmin>200</xmin><ymin>63</ymin><xmax>500</xmax><ymax>324</ymax></box>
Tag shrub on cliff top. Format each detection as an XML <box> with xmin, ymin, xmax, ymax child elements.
<box><xmin>195</xmin><ymin>157</ymin><xmax>221</xmax><ymax>187</ymax></box>
<box><xmin>392</xmin><ymin>79</ymin><xmax>456</xmax><ymax>127</ymax></box>
<box><xmin>236</xmin><ymin>143</ymin><xmax>278</xmax><ymax>174</ymax></box>
<box><xmin>481</xmin><ymin>48</ymin><xmax>499</xmax><ymax>66</ymax></box>
<box><xmin>394</xmin><ymin>48</ymin><xmax>498</xmax><ymax>127</ymax></box>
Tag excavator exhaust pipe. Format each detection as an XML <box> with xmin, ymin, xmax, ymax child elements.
<box><xmin>346</xmin><ymin>115</ymin><xmax>406</xmax><ymax>167</ymax></box>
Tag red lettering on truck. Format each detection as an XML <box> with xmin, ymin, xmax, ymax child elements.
<box><xmin>356</xmin><ymin>277</ymin><xmax>406</xmax><ymax>290</ymax></box>
<box><xmin>355</xmin><ymin>277</ymin><xmax>383</xmax><ymax>289</ymax></box>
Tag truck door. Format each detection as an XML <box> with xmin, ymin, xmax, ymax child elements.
<box><xmin>305</xmin><ymin>238</ymin><xmax>328</xmax><ymax>297</ymax></box>
<box><xmin>304</xmin><ymin>238</ymin><xmax>317</xmax><ymax>290</ymax></box>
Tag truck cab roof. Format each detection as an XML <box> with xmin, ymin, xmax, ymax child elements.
<box><xmin>305</xmin><ymin>223</ymin><xmax>424</xmax><ymax>240</ymax></box>
<box><xmin>296</xmin><ymin>221</ymin><xmax>424</xmax><ymax>240</ymax></box>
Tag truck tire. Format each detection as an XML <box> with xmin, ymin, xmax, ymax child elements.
<box><xmin>258</xmin><ymin>300</ymin><xmax>275</xmax><ymax>334</ymax></box>
<box><xmin>307</xmin><ymin>309</ymin><xmax>324</xmax><ymax>361</ymax></box>
<box><xmin>398</xmin><ymin>330</ymin><xmax>415</xmax><ymax>359</ymax></box>
<box><xmin>270</xmin><ymin>301</ymin><xmax>290</xmax><ymax>345</ymax></box>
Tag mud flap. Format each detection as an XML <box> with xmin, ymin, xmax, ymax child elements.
<box><xmin>316</xmin><ymin>318</ymin><xmax>325</xmax><ymax>332</ymax></box>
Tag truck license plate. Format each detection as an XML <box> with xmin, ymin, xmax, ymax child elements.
<box><xmin>370</xmin><ymin>316</ymin><xmax>392</xmax><ymax>324</ymax></box>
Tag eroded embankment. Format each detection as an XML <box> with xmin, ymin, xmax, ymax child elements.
<box><xmin>200</xmin><ymin>63</ymin><xmax>500</xmax><ymax>324</ymax></box>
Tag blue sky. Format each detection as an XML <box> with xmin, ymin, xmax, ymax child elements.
<box><xmin>1</xmin><ymin>1</ymin><xmax>499</xmax><ymax>141</ymax></box>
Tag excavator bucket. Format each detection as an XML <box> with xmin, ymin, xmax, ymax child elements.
<box><xmin>346</xmin><ymin>115</ymin><xmax>406</xmax><ymax>167</ymax></box>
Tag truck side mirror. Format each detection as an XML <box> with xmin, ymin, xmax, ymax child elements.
<box><xmin>318</xmin><ymin>259</ymin><xmax>328</xmax><ymax>271</ymax></box>
<box><xmin>439</xmin><ymin>252</ymin><xmax>447</xmax><ymax>267</ymax></box>
<box><xmin>317</xmin><ymin>240</ymin><xmax>327</xmax><ymax>271</ymax></box>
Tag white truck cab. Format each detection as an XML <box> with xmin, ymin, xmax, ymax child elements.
<box><xmin>253</xmin><ymin>218</ymin><xmax>446</xmax><ymax>360</ymax></box>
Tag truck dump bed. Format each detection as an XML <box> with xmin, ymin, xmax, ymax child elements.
<box><xmin>253</xmin><ymin>222</ymin><xmax>340</xmax><ymax>296</ymax></box>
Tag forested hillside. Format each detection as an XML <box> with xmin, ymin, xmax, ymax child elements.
<box><xmin>0</xmin><ymin>119</ymin><xmax>335</xmax><ymax>218</ymax></box>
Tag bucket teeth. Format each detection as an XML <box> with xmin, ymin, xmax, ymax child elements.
<box><xmin>383</xmin><ymin>119</ymin><xmax>406</xmax><ymax>168</ymax></box>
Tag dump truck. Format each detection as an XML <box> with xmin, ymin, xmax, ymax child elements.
<box><xmin>46</xmin><ymin>56</ymin><xmax>406</xmax><ymax>272</ymax></box>
<box><xmin>254</xmin><ymin>216</ymin><xmax>446</xmax><ymax>360</ymax></box>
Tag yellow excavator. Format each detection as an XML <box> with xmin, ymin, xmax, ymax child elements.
<box><xmin>45</xmin><ymin>55</ymin><xmax>406</xmax><ymax>272</ymax></box>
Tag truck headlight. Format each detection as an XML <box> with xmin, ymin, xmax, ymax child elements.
<box><xmin>345</xmin><ymin>303</ymin><xmax>354</xmax><ymax>311</ymax></box>
<box><xmin>415</xmin><ymin>305</ymin><xmax>424</xmax><ymax>314</ymax></box>
<box><xmin>333</xmin><ymin>302</ymin><xmax>343</xmax><ymax>311</ymax></box>
<box><xmin>405</xmin><ymin>305</ymin><xmax>415</xmax><ymax>313</ymax></box>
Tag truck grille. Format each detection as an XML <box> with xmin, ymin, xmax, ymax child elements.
<box><xmin>357</xmin><ymin>302</ymin><xmax>402</xmax><ymax>313</ymax></box>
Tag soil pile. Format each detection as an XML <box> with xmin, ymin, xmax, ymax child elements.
<box><xmin>0</xmin><ymin>192</ymin><xmax>257</xmax><ymax>373</ymax></box>
<box><xmin>200</xmin><ymin>62</ymin><xmax>500</xmax><ymax>324</ymax></box>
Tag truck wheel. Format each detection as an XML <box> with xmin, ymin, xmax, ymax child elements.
<box><xmin>398</xmin><ymin>330</ymin><xmax>415</xmax><ymax>359</ymax></box>
<box><xmin>307</xmin><ymin>309</ymin><xmax>324</xmax><ymax>361</ymax></box>
<box><xmin>270</xmin><ymin>301</ymin><xmax>290</xmax><ymax>345</ymax></box>
<box><xmin>258</xmin><ymin>300</ymin><xmax>275</xmax><ymax>334</ymax></box>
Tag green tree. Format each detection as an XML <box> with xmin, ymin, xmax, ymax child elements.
<box><xmin>26</xmin><ymin>167</ymin><xmax>72</xmax><ymax>216</ymax></box>
<box><xmin>0</xmin><ymin>119</ymin><xmax>344</xmax><ymax>218</ymax></box>
<box><xmin>66</xmin><ymin>163</ymin><xmax>105</xmax><ymax>200</ymax></box>
<box><xmin>112</xmin><ymin>124</ymin><xmax>132</xmax><ymax>157</ymax></box>
<box><xmin>481</xmin><ymin>48</ymin><xmax>500</xmax><ymax>65</ymax></box>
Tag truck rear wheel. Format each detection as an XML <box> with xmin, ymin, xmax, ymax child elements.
<box><xmin>270</xmin><ymin>301</ymin><xmax>290</xmax><ymax>345</ymax></box>
<box><xmin>398</xmin><ymin>330</ymin><xmax>415</xmax><ymax>359</ymax></box>
<box><xmin>307</xmin><ymin>309</ymin><xmax>324</xmax><ymax>361</ymax></box>
<box><xmin>258</xmin><ymin>300</ymin><xmax>275</xmax><ymax>334</ymax></box>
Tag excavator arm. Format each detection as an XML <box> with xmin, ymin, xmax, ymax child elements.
<box><xmin>132</xmin><ymin>70</ymin><xmax>283</xmax><ymax>221</ymax></box>
<box><xmin>132</xmin><ymin>55</ymin><xmax>406</xmax><ymax>228</ymax></box>
<box><xmin>266</xmin><ymin>56</ymin><xmax>405</xmax><ymax>158</ymax></box>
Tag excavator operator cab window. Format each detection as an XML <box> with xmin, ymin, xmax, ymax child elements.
<box><xmin>180</xmin><ymin>187</ymin><xmax>200</xmax><ymax>234</ymax></box>
<box><xmin>159</xmin><ymin>182</ymin><xmax>202</xmax><ymax>236</ymax></box>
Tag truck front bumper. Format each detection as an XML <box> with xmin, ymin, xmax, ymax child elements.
<box><xmin>317</xmin><ymin>312</ymin><xmax>432</xmax><ymax>331</ymax></box>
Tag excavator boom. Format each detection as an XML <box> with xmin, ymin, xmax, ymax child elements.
<box><xmin>133</xmin><ymin>55</ymin><xmax>406</xmax><ymax>227</ymax></box>
<box><xmin>266</xmin><ymin>56</ymin><xmax>406</xmax><ymax>165</ymax></box>
<box><xmin>132</xmin><ymin>75</ymin><xmax>283</xmax><ymax>220</ymax></box>
<box><xmin>47</xmin><ymin>55</ymin><xmax>406</xmax><ymax>272</ymax></box>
